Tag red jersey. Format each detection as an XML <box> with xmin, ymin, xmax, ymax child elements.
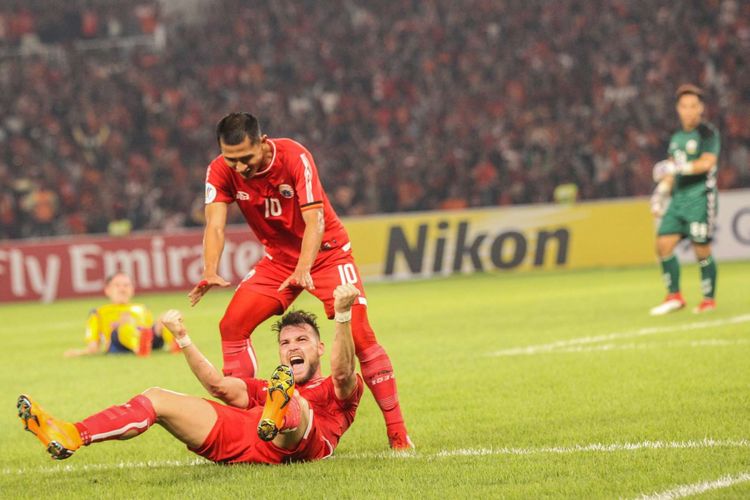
<box><xmin>243</xmin><ymin>373</ymin><xmax>364</xmax><ymax>451</ymax></box>
<box><xmin>205</xmin><ymin>138</ymin><xmax>349</xmax><ymax>266</ymax></box>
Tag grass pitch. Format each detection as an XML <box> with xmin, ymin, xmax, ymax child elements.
<box><xmin>1</xmin><ymin>262</ymin><xmax>749</xmax><ymax>499</ymax></box>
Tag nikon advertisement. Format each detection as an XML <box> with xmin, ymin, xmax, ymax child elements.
<box><xmin>2</xmin><ymin>190</ymin><xmax>749</xmax><ymax>302</ymax></box>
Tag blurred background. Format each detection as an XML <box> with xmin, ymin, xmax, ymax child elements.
<box><xmin>1</xmin><ymin>0</ymin><xmax>749</xmax><ymax>240</ymax></box>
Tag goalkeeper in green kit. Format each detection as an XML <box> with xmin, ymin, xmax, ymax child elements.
<box><xmin>650</xmin><ymin>84</ymin><xmax>719</xmax><ymax>316</ymax></box>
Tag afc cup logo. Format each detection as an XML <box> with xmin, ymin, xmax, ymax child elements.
<box><xmin>205</xmin><ymin>183</ymin><xmax>217</xmax><ymax>204</ymax></box>
<box><xmin>279</xmin><ymin>184</ymin><xmax>294</xmax><ymax>198</ymax></box>
<box><xmin>686</xmin><ymin>139</ymin><xmax>698</xmax><ymax>155</ymax></box>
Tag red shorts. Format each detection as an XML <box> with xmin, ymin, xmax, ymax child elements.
<box><xmin>239</xmin><ymin>245</ymin><xmax>368</xmax><ymax>318</ymax></box>
<box><xmin>189</xmin><ymin>400</ymin><xmax>334</xmax><ymax>464</ymax></box>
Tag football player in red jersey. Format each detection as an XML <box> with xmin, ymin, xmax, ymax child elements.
<box><xmin>188</xmin><ymin>112</ymin><xmax>412</xmax><ymax>449</ymax></box>
<box><xmin>18</xmin><ymin>285</ymin><xmax>364</xmax><ymax>464</ymax></box>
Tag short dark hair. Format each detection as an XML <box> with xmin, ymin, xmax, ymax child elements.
<box><xmin>676</xmin><ymin>84</ymin><xmax>704</xmax><ymax>102</ymax></box>
<box><xmin>216</xmin><ymin>112</ymin><xmax>261</xmax><ymax>146</ymax></box>
<box><xmin>104</xmin><ymin>272</ymin><xmax>130</xmax><ymax>285</ymax></box>
<box><xmin>272</xmin><ymin>310</ymin><xmax>321</xmax><ymax>341</ymax></box>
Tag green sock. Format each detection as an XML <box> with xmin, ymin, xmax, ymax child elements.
<box><xmin>660</xmin><ymin>255</ymin><xmax>680</xmax><ymax>294</ymax></box>
<box><xmin>699</xmin><ymin>255</ymin><xmax>717</xmax><ymax>298</ymax></box>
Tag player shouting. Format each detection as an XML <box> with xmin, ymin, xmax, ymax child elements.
<box><xmin>18</xmin><ymin>285</ymin><xmax>364</xmax><ymax>464</ymax></box>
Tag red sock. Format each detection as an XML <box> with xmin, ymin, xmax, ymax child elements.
<box><xmin>351</xmin><ymin>305</ymin><xmax>406</xmax><ymax>433</ymax></box>
<box><xmin>219</xmin><ymin>290</ymin><xmax>282</xmax><ymax>378</ymax></box>
<box><xmin>75</xmin><ymin>394</ymin><xmax>157</xmax><ymax>445</ymax></box>
<box><xmin>359</xmin><ymin>344</ymin><xmax>405</xmax><ymax>431</ymax></box>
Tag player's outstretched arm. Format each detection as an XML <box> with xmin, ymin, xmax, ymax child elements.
<box><xmin>63</xmin><ymin>341</ymin><xmax>100</xmax><ymax>357</ymax></box>
<box><xmin>189</xmin><ymin>203</ymin><xmax>231</xmax><ymax>306</ymax></box>
<box><xmin>682</xmin><ymin>152</ymin><xmax>717</xmax><ymax>175</ymax></box>
<box><xmin>329</xmin><ymin>284</ymin><xmax>359</xmax><ymax>400</ymax></box>
<box><xmin>278</xmin><ymin>207</ymin><xmax>324</xmax><ymax>292</ymax></box>
<box><xmin>160</xmin><ymin>310</ymin><xmax>249</xmax><ymax>408</ymax></box>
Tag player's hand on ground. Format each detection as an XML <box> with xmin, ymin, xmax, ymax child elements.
<box><xmin>188</xmin><ymin>274</ymin><xmax>230</xmax><ymax>307</ymax></box>
<box><xmin>333</xmin><ymin>284</ymin><xmax>360</xmax><ymax>313</ymax></box>
<box><xmin>160</xmin><ymin>309</ymin><xmax>187</xmax><ymax>337</ymax></box>
<box><xmin>652</xmin><ymin>159</ymin><xmax>677</xmax><ymax>182</ymax></box>
<box><xmin>278</xmin><ymin>266</ymin><xmax>314</xmax><ymax>291</ymax></box>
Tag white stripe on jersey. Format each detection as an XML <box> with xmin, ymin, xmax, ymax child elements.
<box><xmin>300</xmin><ymin>153</ymin><xmax>314</xmax><ymax>203</ymax></box>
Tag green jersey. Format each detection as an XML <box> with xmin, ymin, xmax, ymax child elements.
<box><xmin>667</xmin><ymin>122</ymin><xmax>720</xmax><ymax>202</ymax></box>
<box><xmin>658</xmin><ymin>122</ymin><xmax>720</xmax><ymax>243</ymax></box>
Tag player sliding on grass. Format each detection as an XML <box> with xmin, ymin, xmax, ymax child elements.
<box><xmin>18</xmin><ymin>285</ymin><xmax>364</xmax><ymax>464</ymax></box>
<box><xmin>189</xmin><ymin>112</ymin><xmax>411</xmax><ymax>449</ymax></box>
<box><xmin>650</xmin><ymin>84</ymin><xmax>720</xmax><ymax>316</ymax></box>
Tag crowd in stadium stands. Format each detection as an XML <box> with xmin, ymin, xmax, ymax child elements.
<box><xmin>1</xmin><ymin>0</ymin><xmax>749</xmax><ymax>239</ymax></box>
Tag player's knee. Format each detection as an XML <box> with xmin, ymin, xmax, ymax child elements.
<box><xmin>141</xmin><ymin>387</ymin><xmax>168</xmax><ymax>409</ymax></box>
<box><xmin>219</xmin><ymin>313</ymin><xmax>245</xmax><ymax>341</ymax></box>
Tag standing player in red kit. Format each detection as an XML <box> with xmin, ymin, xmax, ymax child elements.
<box><xmin>188</xmin><ymin>112</ymin><xmax>412</xmax><ymax>449</ymax></box>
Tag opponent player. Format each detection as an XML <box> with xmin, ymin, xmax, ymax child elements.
<box><xmin>18</xmin><ymin>284</ymin><xmax>364</xmax><ymax>464</ymax></box>
<box><xmin>650</xmin><ymin>84</ymin><xmax>720</xmax><ymax>315</ymax></box>
<box><xmin>188</xmin><ymin>112</ymin><xmax>411</xmax><ymax>449</ymax></box>
<box><xmin>64</xmin><ymin>272</ymin><xmax>178</xmax><ymax>357</ymax></box>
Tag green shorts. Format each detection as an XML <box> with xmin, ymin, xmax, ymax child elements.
<box><xmin>658</xmin><ymin>192</ymin><xmax>718</xmax><ymax>244</ymax></box>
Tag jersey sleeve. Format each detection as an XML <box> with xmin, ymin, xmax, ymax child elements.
<box><xmin>84</xmin><ymin>309</ymin><xmax>100</xmax><ymax>344</ymax></box>
<box><xmin>290</xmin><ymin>145</ymin><xmax>325</xmax><ymax>212</ymax></box>
<box><xmin>330</xmin><ymin>374</ymin><xmax>364</xmax><ymax>410</ymax></box>
<box><xmin>205</xmin><ymin>158</ymin><xmax>235</xmax><ymax>205</ymax></box>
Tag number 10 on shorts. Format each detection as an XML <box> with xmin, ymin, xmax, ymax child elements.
<box><xmin>338</xmin><ymin>264</ymin><xmax>358</xmax><ymax>285</ymax></box>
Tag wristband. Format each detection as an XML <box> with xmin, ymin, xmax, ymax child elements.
<box><xmin>176</xmin><ymin>335</ymin><xmax>192</xmax><ymax>349</ymax></box>
<box><xmin>334</xmin><ymin>310</ymin><xmax>352</xmax><ymax>323</ymax></box>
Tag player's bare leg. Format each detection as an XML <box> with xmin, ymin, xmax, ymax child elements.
<box><xmin>692</xmin><ymin>243</ymin><xmax>717</xmax><ymax>313</ymax></box>
<box><xmin>141</xmin><ymin>388</ymin><xmax>217</xmax><ymax>449</ymax></box>
<box><xmin>18</xmin><ymin>389</ymin><xmax>217</xmax><ymax>459</ymax></box>
<box><xmin>651</xmin><ymin>234</ymin><xmax>685</xmax><ymax>316</ymax></box>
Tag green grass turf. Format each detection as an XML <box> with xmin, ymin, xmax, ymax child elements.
<box><xmin>1</xmin><ymin>261</ymin><xmax>749</xmax><ymax>498</ymax></box>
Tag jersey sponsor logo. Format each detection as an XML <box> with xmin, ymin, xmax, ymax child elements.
<box><xmin>236</xmin><ymin>191</ymin><xmax>250</xmax><ymax>201</ymax></box>
<box><xmin>279</xmin><ymin>184</ymin><xmax>294</xmax><ymax>198</ymax></box>
<box><xmin>686</xmin><ymin>139</ymin><xmax>698</xmax><ymax>155</ymax></box>
<box><xmin>205</xmin><ymin>183</ymin><xmax>217</xmax><ymax>204</ymax></box>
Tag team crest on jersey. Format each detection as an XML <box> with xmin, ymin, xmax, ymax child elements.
<box><xmin>236</xmin><ymin>191</ymin><xmax>250</xmax><ymax>200</ymax></box>
<box><xmin>205</xmin><ymin>183</ymin><xmax>217</xmax><ymax>204</ymax></box>
<box><xmin>279</xmin><ymin>184</ymin><xmax>294</xmax><ymax>198</ymax></box>
<box><xmin>686</xmin><ymin>139</ymin><xmax>698</xmax><ymax>155</ymax></box>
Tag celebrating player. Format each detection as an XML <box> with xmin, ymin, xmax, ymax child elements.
<box><xmin>18</xmin><ymin>285</ymin><xmax>364</xmax><ymax>464</ymax></box>
<box><xmin>649</xmin><ymin>84</ymin><xmax>720</xmax><ymax>315</ymax></box>
<box><xmin>187</xmin><ymin>112</ymin><xmax>411</xmax><ymax>449</ymax></box>
<box><xmin>64</xmin><ymin>272</ymin><xmax>178</xmax><ymax>357</ymax></box>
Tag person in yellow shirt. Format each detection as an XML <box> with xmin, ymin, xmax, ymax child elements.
<box><xmin>64</xmin><ymin>273</ymin><xmax>178</xmax><ymax>357</ymax></box>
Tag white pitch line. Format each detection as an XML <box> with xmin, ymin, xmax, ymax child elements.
<box><xmin>4</xmin><ymin>438</ymin><xmax>748</xmax><ymax>475</ymax></box>
<box><xmin>1</xmin><ymin>457</ymin><xmax>209</xmax><ymax>476</ymax></box>
<box><xmin>0</xmin><ymin>320</ymin><xmax>81</xmax><ymax>335</ymax></box>
<box><xmin>333</xmin><ymin>437</ymin><xmax>750</xmax><ymax>460</ymax></box>
<box><xmin>488</xmin><ymin>314</ymin><xmax>750</xmax><ymax>357</ymax></box>
<box><xmin>552</xmin><ymin>338</ymin><xmax>750</xmax><ymax>354</ymax></box>
<box><xmin>635</xmin><ymin>471</ymin><xmax>750</xmax><ymax>500</ymax></box>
